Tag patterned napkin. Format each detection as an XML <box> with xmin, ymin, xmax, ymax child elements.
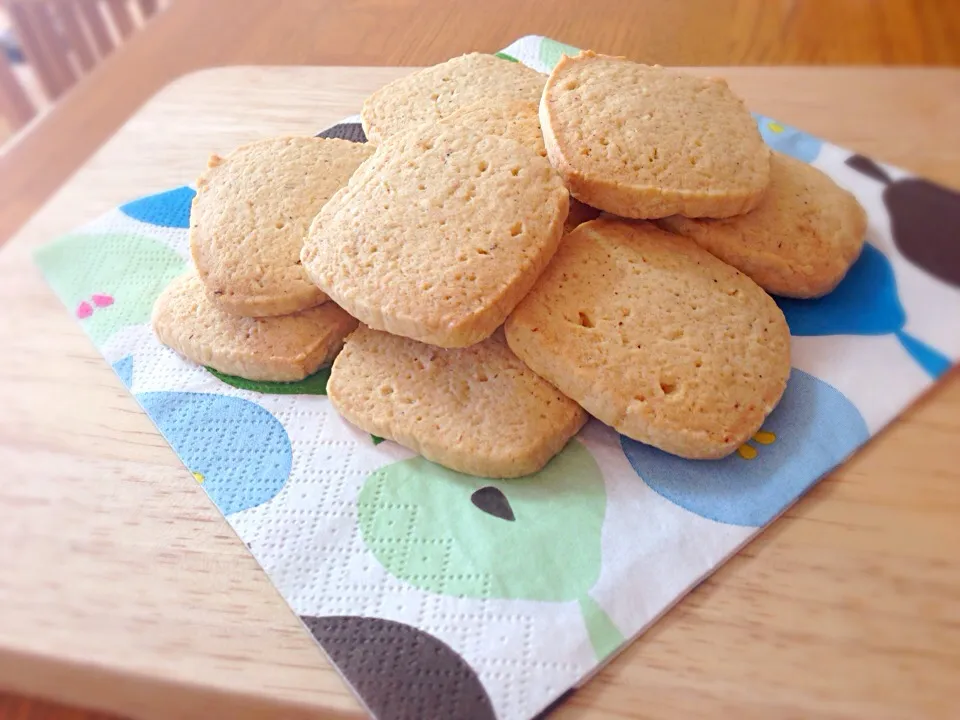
<box><xmin>33</xmin><ymin>35</ymin><xmax>960</xmax><ymax>720</ymax></box>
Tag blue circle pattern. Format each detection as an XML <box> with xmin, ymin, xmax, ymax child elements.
<box><xmin>119</xmin><ymin>186</ymin><xmax>195</xmax><ymax>228</ymax></box>
<box><xmin>137</xmin><ymin>391</ymin><xmax>292</xmax><ymax>515</ymax></box>
<box><xmin>621</xmin><ymin>369</ymin><xmax>869</xmax><ymax>527</ymax></box>
<box><xmin>112</xmin><ymin>355</ymin><xmax>133</xmax><ymax>389</ymax></box>
<box><xmin>752</xmin><ymin>113</ymin><xmax>823</xmax><ymax>163</ymax></box>
<box><xmin>776</xmin><ymin>243</ymin><xmax>903</xmax><ymax>336</ymax></box>
<box><xmin>775</xmin><ymin>242</ymin><xmax>950</xmax><ymax>378</ymax></box>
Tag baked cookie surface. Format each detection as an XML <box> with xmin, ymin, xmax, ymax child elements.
<box><xmin>361</xmin><ymin>53</ymin><xmax>546</xmax><ymax>144</ymax></box>
<box><xmin>152</xmin><ymin>272</ymin><xmax>358</xmax><ymax>382</ymax></box>
<box><xmin>441</xmin><ymin>99</ymin><xmax>600</xmax><ymax>231</ymax></box>
<box><xmin>505</xmin><ymin>218</ymin><xmax>791</xmax><ymax>459</ymax></box>
<box><xmin>539</xmin><ymin>51</ymin><xmax>770</xmax><ymax>219</ymax></box>
<box><xmin>301</xmin><ymin>125</ymin><xmax>569</xmax><ymax>348</ymax></box>
<box><xmin>658</xmin><ymin>152</ymin><xmax>868</xmax><ymax>298</ymax></box>
<box><xmin>440</xmin><ymin>99</ymin><xmax>546</xmax><ymax>153</ymax></box>
<box><xmin>190</xmin><ymin>136</ymin><xmax>373</xmax><ymax>317</ymax></box>
<box><xmin>328</xmin><ymin>326</ymin><xmax>587</xmax><ymax>478</ymax></box>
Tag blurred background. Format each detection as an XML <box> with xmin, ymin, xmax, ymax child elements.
<box><xmin>2</xmin><ymin>0</ymin><xmax>959</xmax><ymax>147</ymax></box>
<box><xmin>0</xmin><ymin>1</ymin><xmax>170</xmax><ymax>144</ymax></box>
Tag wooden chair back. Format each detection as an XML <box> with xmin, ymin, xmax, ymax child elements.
<box><xmin>0</xmin><ymin>0</ymin><xmax>160</xmax><ymax>134</ymax></box>
<box><xmin>0</xmin><ymin>49</ymin><xmax>33</xmax><ymax>133</ymax></box>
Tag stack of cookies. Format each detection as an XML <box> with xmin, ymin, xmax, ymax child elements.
<box><xmin>152</xmin><ymin>136</ymin><xmax>368</xmax><ymax>382</ymax></box>
<box><xmin>154</xmin><ymin>50</ymin><xmax>868</xmax><ymax>477</ymax></box>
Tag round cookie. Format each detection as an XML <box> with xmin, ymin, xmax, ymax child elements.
<box><xmin>441</xmin><ymin>100</ymin><xmax>547</xmax><ymax>153</ymax></box>
<box><xmin>657</xmin><ymin>152</ymin><xmax>868</xmax><ymax>298</ymax></box>
<box><xmin>441</xmin><ymin>100</ymin><xmax>600</xmax><ymax>232</ymax></box>
<box><xmin>152</xmin><ymin>272</ymin><xmax>358</xmax><ymax>382</ymax></box>
<box><xmin>301</xmin><ymin>125</ymin><xmax>569</xmax><ymax>348</ymax></box>
<box><xmin>539</xmin><ymin>51</ymin><xmax>771</xmax><ymax>219</ymax></box>
<box><xmin>504</xmin><ymin>218</ymin><xmax>791</xmax><ymax>460</ymax></box>
<box><xmin>328</xmin><ymin>326</ymin><xmax>587</xmax><ymax>478</ymax></box>
<box><xmin>190</xmin><ymin>136</ymin><xmax>373</xmax><ymax>317</ymax></box>
<box><xmin>360</xmin><ymin>53</ymin><xmax>546</xmax><ymax>145</ymax></box>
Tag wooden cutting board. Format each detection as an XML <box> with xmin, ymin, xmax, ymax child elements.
<box><xmin>1</xmin><ymin>66</ymin><xmax>958</xmax><ymax>720</ymax></box>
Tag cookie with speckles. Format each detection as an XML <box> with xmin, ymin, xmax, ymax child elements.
<box><xmin>360</xmin><ymin>53</ymin><xmax>546</xmax><ymax>144</ymax></box>
<box><xmin>301</xmin><ymin>124</ymin><xmax>569</xmax><ymax>348</ymax></box>
<box><xmin>505</xmin><ymin>218</ymin><xmax>791</xmax><ymax>460</ymax></box>
<box><xmin>540</xmin><ymin>51</ymin><xmax>770</xmax><ymax>219</ymax></box>
<box><xmin>440</xmin><ymin>100</ymin><xmax>600</xmax><ymax>231</ymax></box>
<box><xmin>658</xmin><ymin>152</ymin><xmax>867</xmax><ymax>298</ymax></box>
<box><xmin>328</xmin><ymin>326</ymin><xmax>587</xmax><ymax>477</ymax></box>
<box><xmin>190</xmin><ymin>136</ymin><xmax>373</xmax><ymax>317</ymax></box>
<box><xmin>153</xmin><ymin>272</ymin><xmax>358</xmax><ymax>382</ymax></box>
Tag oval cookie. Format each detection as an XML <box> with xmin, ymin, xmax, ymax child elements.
<box><xmin>658</xmin><ymin>152</ymin><xmax>868</xmax><ymax>298</ymax></box>
<box><xmin>540</xmin><ymin>51</ymin><xmax>770</xmax><ymax>219</ymax></box>
<box><xmin>360</xmin><ymin>53</ymin><xmax>546</xmax><ymax>144</ymax></box>
<box><xmin>190</xmin><ymin>136</ymin><xmax>373</xmax><ymax>317</ymax></box>
<box><xmin>301</xmin><ymin>125</ymin><xmax>569</xmax><ymax>348</ymax></box>
<box><xmin>328</xmin><ymin>326</ymin><xmax>587</xmax><ymax>478</ymax></box>
<box><xmin>152</xmin><ymin>272</ymin><xmax>358</xmax><ymax>382</ymax></box>
<box><xmin>504</xmin><ymin>218</ymin><xmax>791</xmax><ymax>460</ymax></box>
<box><xmin>441</xmin><ymin>100</ymin><xmax>600</xmax><ymax>232</ymax></box>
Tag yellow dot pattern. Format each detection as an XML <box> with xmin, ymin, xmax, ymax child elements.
<box><xmin>737</xmin><ymin>444</ymin><xmax>758</xmax><ymax>460</ymax></box>
<box><xmin>737</xmin><ymin>430</ymin><xmax>777</xmax><ymax>460</ymax></box>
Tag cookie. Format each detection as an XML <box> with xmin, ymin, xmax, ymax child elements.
<box><xmin>328</xmin><ymin>326</ymin><xmax>587</xmax><ymax>478</ymax></box>
<box><xmin>504</xmin><ymin>218</ymin><xmax>791</xmax><ymax>460</ymax></box>
<box><xmin>152</xmin><ymin>272</ymin><xmax>358</xmax><ymax>382</ymax></box>
<box><xmin>539</xmin><ymin>51</ymin><xmax>770</xmax><ymax>219</ymax></box>
<box><xmin>360</xmin><ymin>53</ymin><xmax>546</xmax><ymax>145</ymax></box>
<box><xmin>441</xmin><ymin>99</ymin><xmax>545</xmax><ymax>151</ymax></box>
<box><xmin>190</xmin><ymin>136</ymin><xmax>373</xmax><ymax>317</ymax></box>
<box><xmin>301</xmin><ymin>125</ymin><xmax>569</xmax><ymax>348</ymax></box>
<box><xmin>441</xmin><ymin>100</ymin><xmax>600</xmax><ymax>231</ymax></box>
<box><xmin>657</xmin><ymin>152</ymin><xmax>868</xmax><ymax>298</ymax></box>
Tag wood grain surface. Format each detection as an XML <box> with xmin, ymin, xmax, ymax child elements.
<box><xmin>1</xmin><ymin>63</ymin><xmax>959</xmax><ymax>720</ymax></box>
<box><xmin>3</xmin><ymin>0</ymin><xmax>960</xmax><ymax>247</ymax></box>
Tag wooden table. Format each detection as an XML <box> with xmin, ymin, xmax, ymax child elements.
<box><xmin>1</xmin><ymin>2</ymin><xmax>959</xmax><ymax>719</ymax></box>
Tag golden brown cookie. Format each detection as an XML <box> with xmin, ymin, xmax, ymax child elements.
<box><xmin>539</xmin><ymin>51</ymin><xmax>770</xmax><ymax>219</ymax></box>
<box><xmin>152</xmin><ymin>272</ymin><xmax>358</xmax><ymax>382</ymax></box>
<box><xmin>328</xmin><ymin>326</ymin><xmax>587</xmax><ymax>478</ymax></box>
<box><xmin>657</xmin><ymin>152</ymin><xmax>868</xmax><ymax>298</ymax></box>
<box><xmin>360</xmin><ymin>53</ymin><xmax>546</xmax><ymax>144</ymax></box>
<box><xmin>440</xmin><ymin>100</ymin><xmax>600</xmax><ymax>231</ymax></box>
<box><xmin>440</xmin><ymin>99</ymin><xmax>546</xmax><ymax>153</ymax></box>
<box><xmin>190</xmin><ymin>136</ymin><xmax>373</xmax><ymax>317</ymax></box>
<box><xmin>504</xmin><ymin>218</ymin><xmax>791</xmax><ymax>460</ymax></box>
<box><xmin>301</xmin><ymin>125</ymin><xmax>569</xmax><ymax>348</ymax></box>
